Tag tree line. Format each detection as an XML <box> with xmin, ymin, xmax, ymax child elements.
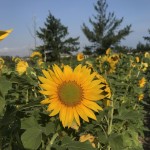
<box><xmin>33</xmin><ymin>0</ymin><xmax>150</xmax><ymax>62</ymax></box>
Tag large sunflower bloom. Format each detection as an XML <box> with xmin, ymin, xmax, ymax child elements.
<box><xmin>39</xmin><ymin>64</ymin><xmax>105</xmax><ymax>128</ymax></box>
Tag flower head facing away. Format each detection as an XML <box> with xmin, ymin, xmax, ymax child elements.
<box><xmin>16</xmin><ymin>60</ymin><xmax>29</xmax><ymax>75</ymax></box>
<box><xmin>39</xmin><ymin>64</ymin><xmax>106</xmax><ymax>128</ymax></box>
<box><xmin>0</xmin><ymin>57</ymin><xmax>5</xmax><ymax>69</ymax></box>
<box><xmin>30</xmin><ymin>51</ymin><xmax>42</xmax><ymax>60</ymax></box>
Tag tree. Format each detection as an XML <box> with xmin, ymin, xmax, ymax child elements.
<box><xmin>82</xmin><ymin>0</ymin><xmax>132</xmax><ymax>55</ymax></box>
<box><xmin>136</xmin><ymin>29</ymin><xmax>150</xmax><ymax>52</ymax></box>
<box><xmin>144</xmin><ymin>29</ymin><xmax>150</xmax><ymax>42</ymax></box>
<box><xmin>36</xmin><ymin>12</ymin><xmax>80</xmax><ymax>62</ymax></box>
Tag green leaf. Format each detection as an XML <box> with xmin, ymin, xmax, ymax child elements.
<box><xmin>43</xmin><ymin>122</ymin><xmax>55</xmax><ymax>136</ymax></box>
<box><xmin>21</xmin><ymin>116</ymin><xmax>40</xmax><ymax>129</ymax></box>
<box><xmin>109</xmin><ymin>133</ymin><xmax>124</xmax><ymax>150</ymax></box>
<box><xmin>61</xmin><ymin>136</ymin><xmax>95</xmax><ymax>150</ymax></box>
<box><xmin>0</xmin><ymin>76</ymin><xmax>12</xmax><ymax>97</ymax></box>
<box><xmin>0</xmin><ymin>96</ymin><xmax>5</xmax><ymax>116</ymax></box>
<box><xmin>21</xmin><ymin>127</ymin><xmax>42</xmax><ymax>150</ymax></box>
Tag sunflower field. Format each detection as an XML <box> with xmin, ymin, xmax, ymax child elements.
<box><xmin>0</xmin><ymin>30</ymin><xmax>150</xmax><ymax>150</ymax></box>
<box><xmin>0</xmin><ymin>46</ymin><xmax>150</xmax><ymax>150</ymax></box>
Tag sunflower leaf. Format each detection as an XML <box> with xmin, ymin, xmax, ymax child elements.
<box><xmin>21</xmin><ymin>127</ymin><xmax>42</xmax><ymax>150</ymax></box>
<box><xmin>0</xmin><ymin>96</ymin><xmax>5</xmax><ymax>116</ymax></box>
<box><xmin>61</xmin><ymin>136</ymin><xmax>95</xmax><ymax>150</ymax></box>
<box><xmin>21</xmin><ymin>116</ymin><xmax>40</xmax><ymax>129</ymax></box>
<box><xmin>0</xmin><ymin>76</ymin><xmax>12</xmax><ymax>97</ymax></box>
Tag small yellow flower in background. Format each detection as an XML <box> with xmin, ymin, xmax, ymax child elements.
<box><xmin>16</xmin><ymin>60</ymin><xmax>29</xmax><ymax>75</ymax></box>
<box><xmin>0</xmin><ymin>57</ymin><xmax>5</xmax><ymax>69</ymax></box>
<box><xmin>138</xmin><ymin>94</ymin><xmax>144</xmax><ymax>101</ymax></box>
<box><xmin>77</xmin><ymin>52</ymin><xmax>84</xmax><ymax>61</ymax></box>
<box><xmin>106</xmin><ymin>48</ymin><xmax>111</xmax><ymax>55</ymax></box>
<box><xmin>30</xmin><ymin>51</ymin><xmax>42</xmax><ymax>60</ymax></box>
<box><xmin>39</xmin><ymin>64</ymin><xmax>105</xmax><ymax>128</ymax></box>
<box><xmin>144</xmin><ymin>52</ymin><xmax>150</xmax><ymax>58</ymax></box>
<box><xmin>80</xmin><ymin>134</ymin><xmax>96</xmax><ymax>148</ymax></box>
<box><xmin>138</xmin><ymin>77</ymin><xmax>146</xmax><ymax>88</ymax></box>
<box><xmin>135</xmin><ymin>57</ymin><xmax>140</xmax><ymax>63</ymax></box>
<box><xmin>0</xmin><ymin>29</ymin><xmax>13</xmax><ymax>41</ymax></box>
<box><xmin>141</xmin><ymin>62</ymin><xmax>148</xmax><ymax>71</ymax></box>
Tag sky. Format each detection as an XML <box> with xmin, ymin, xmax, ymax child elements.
<box><xmin>0</xmin><ymin>0</ymin><xmax>150</xmax><ymax>57</ymax></box>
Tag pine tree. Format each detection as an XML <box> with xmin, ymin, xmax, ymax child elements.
<box><xmin>136</xmin><ymin>29</ymin><xmax>150</xmax><ymax>52</ymax></box>
<box><xmin>143</xmin><ymin>29</ymin><xmax>150</xmax><ymax>43</ymax></box>
<box><xmin>36</xmin><ymin>12</ymin><xmax>79</xmax><ymax>62</ymax></box>
<box><xmin>82</xmin><ymin>0</ymin><xmax>132</xmax><ymax>55</ymax></box>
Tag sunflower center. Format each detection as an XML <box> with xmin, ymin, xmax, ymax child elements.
<box><xmin>58</xmin><ymin>81</ymin><xmax>83</xmax><ymax>106</ymax></box>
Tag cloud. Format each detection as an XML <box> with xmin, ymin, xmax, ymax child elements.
<box><xmin>0</xmin><ymin>46</ymin><xmax>33</xmax><ymax>57</ymax></box>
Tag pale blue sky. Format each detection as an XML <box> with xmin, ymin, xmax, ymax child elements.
<box><xmin>0</xmin><ymin>0</ymin><xmax>150</xmax><ymax>56</ymax></box>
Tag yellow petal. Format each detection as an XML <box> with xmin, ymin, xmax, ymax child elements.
<box><xmin>39</xmin><ymin>84</ymin><xmax>57</xmax><ymax>92</ymax></box>
<box><xmin>0</xmin><ymin>29</ymin><xmax>13</xmax><ymax>41</ymax></box>
<box><xmin>75</xmin><ymin>105</ymin><xmax>89</xmax><ymax>122</ymax></box>
<box><xmin>82</xmin><ymin>100</ymin><xmax>103</xmax><ymax>112</ymax></box>
<box><xmin>53</xmin><ymin>64</ymin><xmax>64</xmax><ymax>80</ymax></box>
<box><xmin>80</xmin><ymin>104</ymin><xmax>97</xmax><ymax>120</ymax></box>
<box><xmin>49</xmin><ymin>102</ymin><xmax>62</xmax><ymax>116</ymax></box>
<box><xmin>73</xmin><ymin>107</ymin><xmax>80</xmax><ymax>126</ymax></box>
<box><xmin>41</xmin><ymin>98</ymin><xmax>51</xmax><ymax>104</ymax></box>
<box><xmin>59</xmin><ymin>105</ymin><xmax>67</xmax><ymax>127</ymax></box>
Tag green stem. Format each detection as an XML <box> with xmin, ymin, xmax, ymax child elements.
<box><xmin>107</xmin><ymin>96</ymin><xmax>114</xmax><ymax>150</ymax></box>
<box><xmin>46</xmin><ymin>133</ymin><xmax>59</xmax><ymax>150</ymax></box>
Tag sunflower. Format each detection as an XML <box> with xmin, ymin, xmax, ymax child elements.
<box><xmin>12</xmin><ymin>57</ymin><xmax>21</xmax><ymax>63</ymax></box>
<box><xmin>30</xmin><ymin>51</ymin><xmax>42</xmax><ymax>60</ymax></box>
<box><xmin>99</xmin><ymin>55</ymin><xmax>116</xmax><ymax>74</ymax></box>
<box><xmin>0</xmin><ymin>29</ymin><xmax>13</xmax><ymax>41</ymax></box>
<box><xmin>16</xmin><ymin>60</ymin><xmax>29</xmax><ymax>75</ymax></box>
<box><xmin>39</xmin><ymin>64</ymin><xmax>105</xmax><ymax>128</ymax></box>
<box><xmin>95</xmin><ymin>72</ymin><xmax>111</xmax><ymax>106</ymax></box>
<box><xmin>77</xmin><ymin>52</ymin><xmax>84</xmax><ymax>61</ymax></box>
<box><xmin>80</xmin><ymin>134</ymin><xmax>96</xmax><ymax>148</ymax></box>
<box><xmin>135</xmin><ymin>57</ymin><xmax>140</xmax><ymax>63</ymax></box>
<box><xmin>144</xmin><ymin>52</ymin><xmax>150</xmax><ymax>58</ymax></box>
<box><xmin>138</xmin><ymin>77</ymin><xmax>146</xmax><ymax>88</ymax></box>
<box><xmin>138</xmin><ymin>94</ymin><xmax>144</xmax><ymax>101</ymax></box>
<box><xmin>141</xmin><ymin>62</ymin><xmax>148</xmax><ymax>72</ymax></box>
<box><xmin>0</xmin><ymin>57</ymin><xmax>5</xmax><ymax>69</ymax></box>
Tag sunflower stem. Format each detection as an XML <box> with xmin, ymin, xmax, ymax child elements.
<box><xmin>26</xmin><ymin>89</ymin><xmax>29</xmax><ymax>103</ymax></box>
<box><xmin>107</xmin><ymin>95</ymin><xmax>114</xmax><ymax>150</ymax></box>
<box><xmin>46</xmin><ymin>133</ymin><xmax>59</xmax><ymax>150</ymax></box>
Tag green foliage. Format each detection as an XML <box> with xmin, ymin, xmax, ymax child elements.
<box><xmin>82</xmin><ymin>0</ymin><xmax>132</xmax><ymax>55</ymax></box>
<box><xmin>36</xmin><ymin>11</ymin><xmax>80</xmax><ymax>62</ymax></box>
<box><xmin>0</xmin><ymin>51</ymin><xmax>149</xmax><ymax>149</ymax></box>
